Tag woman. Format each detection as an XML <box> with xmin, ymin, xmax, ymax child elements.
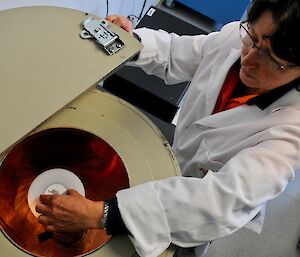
<box><xmin>37</xmin><ymin>0</ymin><xmax>300</xmax><ymax>256</ymax></box>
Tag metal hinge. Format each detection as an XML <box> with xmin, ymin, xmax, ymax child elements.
<box><xmin>80</xmin><ymin>17</ymin><xmax>124</xmax><ymax>55</ymax></box>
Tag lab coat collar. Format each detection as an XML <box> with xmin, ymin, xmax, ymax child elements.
<box><xmin>196</xmin><ymin>87</ymin><xmax>300</xmax><ymax>129</ymax></box>
<box><xmin>195</xmin><ymin>104</ymin><xmax>264</xmax><ymax>128</ymax></box>
<box><xmin>262</xmin><ymin>87</ymin><xmax>300</xmax><ymax>113</ymax></box>
<box><xmin>246</xmin><ymin>78</ymin><xmax>300</xmax><ymax>110</ymax></box>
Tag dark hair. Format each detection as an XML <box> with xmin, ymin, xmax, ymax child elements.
<box><xmin>247</xmin><ymin>0</ymin><xmax>300</xmax><ymax>65</ymax></box>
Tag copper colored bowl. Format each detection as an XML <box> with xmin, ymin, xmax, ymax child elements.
<box><xmin>0</xmin><ymin>128</ymin><xmax>130</xmax><ymax>257</ymax></box>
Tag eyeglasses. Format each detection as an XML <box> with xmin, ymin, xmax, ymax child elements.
<box><xmin>239</xmin><ymin>21</ymin><xmax>297</xmax><ymax>71</ymax></box>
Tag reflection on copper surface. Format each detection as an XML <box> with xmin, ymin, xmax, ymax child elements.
<box><xmin>0</xmin><ymin>128</ymin><xmax>130</xmax><ymax>256</ymax></box>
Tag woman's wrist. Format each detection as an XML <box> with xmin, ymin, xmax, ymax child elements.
<box><xmin>88</xmin><ymin>201</ymin><xmax>104</xmax><ymax>229</ymax></box>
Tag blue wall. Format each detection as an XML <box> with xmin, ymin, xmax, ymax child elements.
<box><xmin>175</xmin><ymin>0</ymin><xmax>250</xmax><ymax>25</ymax></box>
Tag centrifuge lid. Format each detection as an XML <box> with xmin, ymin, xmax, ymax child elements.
<box><xmin>0</xmin><ymin>6</ymin><xmax>142</xmax><ymax>156</ymax></box>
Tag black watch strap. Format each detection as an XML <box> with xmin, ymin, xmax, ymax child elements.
<box><xmin>106</xmin><ymin>197</ymin><xmax>130</xmax><ymax>235</ymax></box>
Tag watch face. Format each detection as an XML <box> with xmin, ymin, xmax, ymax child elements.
<box><xmin>0</xmin><ymin>127</ymin><xmax>129</xmax><ymax>257</ymax></box>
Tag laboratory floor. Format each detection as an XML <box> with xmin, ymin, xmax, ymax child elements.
<box><xmin>155</xmin><ymin>2</ymin><xmax>300</xmax><ymax>257</ymax></box>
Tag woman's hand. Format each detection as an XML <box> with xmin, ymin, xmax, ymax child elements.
<box><xmin>36</xmin><ymin>189</ymin><xmax>104</xmax><ymax>233</ymax></box>
<box><xmin>106</xmin><ymin>15</ymin><xmax>133</xmax><ymax>34</ymax></box>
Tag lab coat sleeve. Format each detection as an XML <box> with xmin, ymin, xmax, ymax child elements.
<box><xmin>129</xmin><ymin>27</ymin><xmax>215</xmax><ymax>85</ymax></box>
<box><xmin>116</xmin><ymin>127</ymin><xmax>297</xmax><ymax>257</ymax></box>
<box><xmin>129</xmin><ymin>22</ymin><xmax>239</xmax><ymax>85</ymax></box>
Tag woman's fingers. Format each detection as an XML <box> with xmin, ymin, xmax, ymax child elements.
<box><xmin>106</xmin><ymin>15</ymin><xmax>133</xmax><ymax>34</ymax></box>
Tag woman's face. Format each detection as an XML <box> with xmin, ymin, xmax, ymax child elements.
<box><xmin>239</xmin><ymin>11</ymin><xmax>300</xmax><ymax>92</ymax></box>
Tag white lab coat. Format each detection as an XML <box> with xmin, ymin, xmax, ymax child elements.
<box><xmin>116</xmin><ymin>22</ymin><xmax>300</xmax><ymax>257</ymax></box>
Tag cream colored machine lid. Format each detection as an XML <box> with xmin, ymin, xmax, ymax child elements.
<box><xmin>0</xmin><ymin>6</ymin><xmax>142</xmax><ymax>156</ymax></box>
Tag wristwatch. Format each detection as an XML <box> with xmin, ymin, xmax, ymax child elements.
<box><xmin>101</xmin><ymin>201</ymin><xmax>109</xmax><ymax>229</ymax></box>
